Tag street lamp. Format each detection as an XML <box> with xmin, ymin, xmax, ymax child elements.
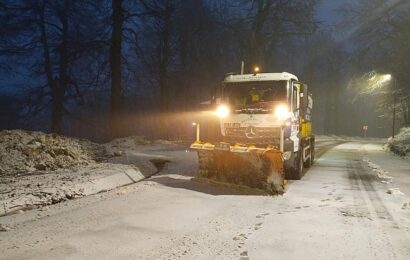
<box><xmin>381</xmin><ymin>74</ymin><xmax>391</xmax><ymax>82</ymax></box>
<box><xmin>355</xmin><ymin>72</ymin><xmax>398</xmax><ymax>138</ymax></box>
<box><xmin>380</xmin><ymin>74</ymin><xmax>396</xmax><ymax>138</ymax></box>
<box><xmin>389</xmin><ymin>75</ymin><xmax>397</xmax><ymax>138</ymax></box>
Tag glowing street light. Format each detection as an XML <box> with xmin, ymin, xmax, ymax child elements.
<box><xmin>383</xmin><ymin>74</ymin><xmax>392</xmax><ymax>81</ymax></box>
<box><xmin>365</xmin><ymin>73</ymin><xmax>392</xmax><ymax>92</ymax></box>
<box><xmin>378</xmin><ymin>73</ymin><xmax>397</xmax><ymax>138</ymax></box>
<box><xmin>389</xmin><ymin>74</ymin><xmax>398</xmax><ymax>139</ymax></box>
<box><xmin>359</xmin><ymin>72</ymin><xmax>397</xmax><ymax>138</ymax></box>
<box><xmin>354</xmin><ymin>72</ymin><xmax>397</xmax><ymax>138</ymax></box>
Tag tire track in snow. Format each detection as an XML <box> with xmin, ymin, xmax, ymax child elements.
<box><xmin>345</xmin><ymin>149</ymin><xmax>401</xmax><ymax>259</ymax></box>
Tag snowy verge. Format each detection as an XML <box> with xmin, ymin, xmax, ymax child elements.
<box><xmin>0</xmin><ymin>163</ymin><xmax>158</xmax><ymax>217</ymax></box>
<box><xmin>386</xmin><ymin>127</ymin><xmax>410</xmax><ymax>157</ymax></box>
<box><xmin>362</xmin><ymin>158</ymin><xmax>393</xmax><ymax>184</ymax></box>
<box><xmin>315</xmin><ymin>135</ymin><xmax>386</xmax><ymax>142</ymax></box>
<box><xmin>0</xmin><ymin>130</ymin><xmax>173</xmax><ymax>217</ymax></box>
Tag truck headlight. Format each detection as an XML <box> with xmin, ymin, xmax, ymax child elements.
<box><xmin>216</xmin><ymin>105</ymin><xmax>230</xmax><ymax>118</ymax></box>
<box><xmin>275</xmin><ymin>105</ymin><xmax>289</xmax><ymax>120</ymax></box>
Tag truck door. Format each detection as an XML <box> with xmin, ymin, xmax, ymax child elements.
<box><xmin>290</xmin><ymin>81</ymin><xmax>302</xmax><ymax>152</ymax></box>
<box><xmin>291</xmin><ymin>82</ymin><xmax>302</xmax><ymax>115</ymax></box>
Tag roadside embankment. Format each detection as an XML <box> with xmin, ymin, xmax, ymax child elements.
<box><xmin>386</xmin><ymin>127</ymin><xmax>410</xmax><ymax>157</ymax></box>
<box><xmin>0</xmin><ymin>130</ymin><xmax>171</xmax><ymax>216</ymax></box>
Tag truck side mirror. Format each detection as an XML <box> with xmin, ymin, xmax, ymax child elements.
<box><xmin>299</xmin><ymin>84</ymin><xmax>309</xmax><ymax>114</ymax></box>
<box><xmin>300</xmin><ymin>84</ymin><xmax>309</xmax><ymax>109</ymax></box>
<box><xmin>299</xmin><ymin>84</ymin><xmax>312</xmax><ymax>121</ymax></box>
<box><xmin>210</xmin><ymin>86</ymin><xmax>218</xmax><ymax>108</ymax></box>
<box><xmin>300</xmin><ymin>92</ymin><xmax>307</xmax><ymax>109</ymax></box>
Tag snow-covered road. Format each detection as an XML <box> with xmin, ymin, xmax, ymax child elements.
<box><xmin>1</xmin><ymin>140</ymin><xmax>410</xmax><ymax>259</ymax></box>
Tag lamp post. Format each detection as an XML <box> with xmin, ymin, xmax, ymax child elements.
<box><xmin>392</xmin><ymin>76</ymin><xmax>397</xmax><ymax>138</ymax></box>
<box><xmin>376</xmin><ymin>73</ymin><xmax>396</xmax><ymax>138</ymax></box>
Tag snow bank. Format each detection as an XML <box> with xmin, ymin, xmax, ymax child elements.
<box><xmin>0</xmin><ymin>130</ymin><xmax>108</xmax><ymax>173</ymax></box>
<box><xmin>363</xmin><ymin>158</ymin><xmax>393</xmax><ymax>183</ymax></box>
<box><xmin>315</xmin><ymin>135</ymin><xmax>386</xmax><ymax>142</ymax></box>
<box><xmin>386</xmin><ymin>127</ymin><xmax>410</xmax><ymax>157</ymax></box>
<box><xmin>0</xmin><ymin>131</ymin><xmax>171</xmax><ymax>216</ymax></box>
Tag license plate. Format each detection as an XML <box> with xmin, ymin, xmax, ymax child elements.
<box><xmin>214</xmin><ymin>142</ymin><xmax>231</xmax><ymax>151</ymax></box>
<box><xmin>224</xmin><ymin>123</ymin><xmax>240</xmax><ymax>128</ymax></box>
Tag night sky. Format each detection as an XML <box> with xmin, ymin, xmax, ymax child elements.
<box><xmin>0</xmin><ymin>1</ymin><xmax>347</xmax><ymax>96</ymax></box>
<box><xmin>0</xmin><ymin>0</ymin><xmax>408</xmax><ymax>138</ymax></box>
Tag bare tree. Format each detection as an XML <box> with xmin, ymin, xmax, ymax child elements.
<box><xmin>340</xmin><ymin>0</ymin><xmax>410</xmax><ymax>128</ymax></box>
<box><xmin>0</xmin><ymin>0</ymin><xmax>109</xmax><ymax>133</ymax></box>
<box><xmin>135</xmin><ymin>0</ymin><xmax>180</xmax><ymax>138</ymax></box>
<box><xmin>219</xmin><ymin>0</ymin><xmax>319</xmax><ymax>70</ymax></box>
<box><xmin>109</xmin><ymin>0</ymin><xmax>124</xmax><ymax>138</ymax></box>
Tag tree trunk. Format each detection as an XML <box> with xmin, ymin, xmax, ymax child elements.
<box><xmin>324</xmin><ymin>90</ymin><xmax>332</xmax><ymax>135</ymax></box>
<box><xmin>331</xmin><ymin>68</ymin><xmax>341</xmax><ymax>135</ymax></box>
<box><xmin>51</xmin><ymin>0</ymin><xmax>70</xmax><ymax>134</ymax></box>
<box><xmin>403</xmin><ymin>100</ymin><xmax>410</xmax><ymax>127</ymax></box>
<box><xmin>158</xmin><ymin>2</ymin><xmax>173</xmax><ymax>139</ymax></box>
<box><xmin>249</xmin><ymin>1</ymin><xmax>272</xmax><ymax>68</ymax></box>
<box><xmin>37</xmin><ymin>0</ymin><xmax>67</xmax><ymax>133</ymax></box>
<box><xmin>110</xmin><ymin>0</ymin><xmax>123</xmax><ymax>139</ymax></box>
<box><xmin>51</xmin><ymin>86</ymin><xmax>65</xmax><ymax>133</ymax></box>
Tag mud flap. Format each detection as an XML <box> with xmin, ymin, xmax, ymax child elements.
<box><xmin>196</xmin><ymin>148</ymin><xmax>286</xmax><ymax>194</ymax></box>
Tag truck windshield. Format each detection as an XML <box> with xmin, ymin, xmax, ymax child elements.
<box><xmin>223</xmin><ymin>80</ymin><xmax>287</xmax><ymax>111</ymax></box>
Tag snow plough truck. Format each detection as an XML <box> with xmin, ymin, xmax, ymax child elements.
<box><xmin>191</xmin><ymin>71</ymin><xmax>315</xmax><ymax>194</ymax></box>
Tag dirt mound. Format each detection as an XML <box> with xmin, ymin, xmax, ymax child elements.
<box><xmin>0</xmin><ymin>130</ymin><xmax>107</xmax><ymax>173</ymax></box>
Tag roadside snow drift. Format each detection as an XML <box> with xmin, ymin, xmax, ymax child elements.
<box><xmin>0</xmin><ymin>130</ymin><xmax>170</xmax><ymax>216</ymax></box>
<box><xmin>0</xmin><ymin>130</ymin><xmax>107</xmax><ymax>173</ymax></box>
<box><xmin>386</xmin><ymin>127</ymin><xmax>410</xmax><ymax>157</ymax></box>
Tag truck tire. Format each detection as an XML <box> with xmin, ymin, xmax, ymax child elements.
<box><xmin>303</xmin><ymin>141</ymin><xmax>312</xmax><ymax>168</ymax></box>
<box><xmin>286</xmin><ymin>150</ymin><xmax>303</xmax><ymax>180</ymax></box>
<box><xmin>303</xmin><ymin>139</ymin><xmax>315</xmax><ymax>168</ymax></box>
<box><xmin>310</xmin><ymin>140</ymin><xmax>315</xmax><ymax>165</ymax></box>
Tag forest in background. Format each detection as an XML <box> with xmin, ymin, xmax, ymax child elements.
<box><xmin>0</xmin><ymin>0</ymin><xmax>409</xmax><ymax>141</ymax></box>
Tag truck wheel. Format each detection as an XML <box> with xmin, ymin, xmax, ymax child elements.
<box><xmin>296</xmin><ymin>151</ymin><xmax>304</xmax><ymax>179</ymax></box>
<box><xmin>286</xmin><ymin>150</ymin><xmax>303</xmax><ymax>180</ymax></box>
<box><xmin>310</xmin><ymin>140</ymin><xmax>315</xmax><ymax>165</ymax></box>
<box><xmin>304</xmin><ymin>143</ymin><xmax>312</xmax><ymax>168</ymax></box>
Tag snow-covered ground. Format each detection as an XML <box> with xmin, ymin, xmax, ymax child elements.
<box><xmin>1</xmin><ymin>139</ymin><xmax>409</xmax><ymax>259</ymax></box>
<box><xmin>0</xmin><ymin>130</ymin><xmax>171</xmax><ymax>216</ymax></box>
<box><xmin>1</xmin><ymin>131</ymin><xmax>400</xmax><ymax>217</ymax></box>
<box><xmin>316</xmin><ymin>134</ymin><xmax>387</xmax><ymax>143</ymax></box>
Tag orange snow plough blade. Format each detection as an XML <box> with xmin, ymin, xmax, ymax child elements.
<box><xmin>191</xmin><ymin>142</ymin><xmax>286</xmax><ymax>194</ymax></box>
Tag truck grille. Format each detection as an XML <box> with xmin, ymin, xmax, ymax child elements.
<box><xmin>224</xmin><ymin>127</ymin><xmax>281</xmax><ymax>145</ymax></box>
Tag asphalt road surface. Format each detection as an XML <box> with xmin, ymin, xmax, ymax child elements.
<box><xmin>1</xmin><ymin>140</ymin><xmax>410</xmax><ymax>259</ymax></box>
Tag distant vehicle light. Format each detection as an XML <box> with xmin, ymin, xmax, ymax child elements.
<box><xmin>275</xmin><ymin>105</ymin><xmax>289</xmax><ymax>120</ymax></box>
<box><xmin>216</xmin><ymin>105</ymin><xmax>230</xmax><ymax>118</ymax></box>
<box><xmin>382</xmin><ymin>74</ymin><xmax>392</xmax><ymax>82</ymax></box>
<box><xmin>253</xmin><ymin>66</ymin><xmax>260</xmax><ymax>74</ymax></box>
